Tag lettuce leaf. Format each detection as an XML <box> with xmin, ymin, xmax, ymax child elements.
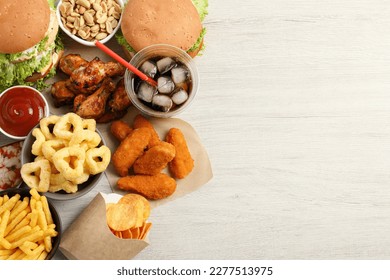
<box><xmin>0</xmin><ymin>41</ymin><xmax>57</xmax><ymax>91</ymax></box>
<box><xmin>115</xmin><ymin>31</ymin><xmax>136</xmax><ymax>55</ymax></box>
<box><xmin>192</xmin><ymin>0</ymin><xmax>208</xmax><ymax>21</ymax></box>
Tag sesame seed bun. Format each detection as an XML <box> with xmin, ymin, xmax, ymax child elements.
<box><xmin>0</xmin><ymin>0</ymin><xmax>50</xmax><ymax>54</ymax></box>
<box><xmin>121</xmin><ymin>0</ymin><xmax>202</xmax><ymax>54</ymax></box>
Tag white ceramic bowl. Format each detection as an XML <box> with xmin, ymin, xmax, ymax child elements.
<box><xmin>56</xmin><ymin>0</ymin><xmax>123</xmax><ymax>47</ymax></box>
<box><xmin>0</xmin><ymin>86</ymin><xmax>50</xmax><ymax>140</ymax></box>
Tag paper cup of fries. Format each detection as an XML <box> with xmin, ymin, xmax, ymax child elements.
<box><xmin>0</xmin><ymin>186</ymin><xmax>61</xmax><ymax>260</ymax></box>
<box><xmin>59</xmin><ymin>192</ymin><xmax>150</xmax><ymax>260</ymax></box>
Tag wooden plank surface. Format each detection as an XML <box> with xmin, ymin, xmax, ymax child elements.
<box><xmin>53</xmin><ymin>0</ymin><xmax>390</xmax><ymax>259</ymax></box>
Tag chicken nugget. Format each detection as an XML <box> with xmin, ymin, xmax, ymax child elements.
<box><xmin>165</xmin><ymin>128</ymin><xmax>194</xmax><ymax>179</ymax></box>
<box><xmin>133</xmin><ymin>114</ymin><xmax>161</xmax><ymax>147</ymax></box>
<box><xmin>133</xmin><ymin>142</ymin><xmax>176</xmax><ymax>175</ymax></box>
<box><xmin>110</xmin><ymin>120</ymin><xmax>133</xmax><ymax>142</ymax></box>
<box><xmin>117</xmin><ymin>174</ymin><xmax>176</xmax><ymax>200</ymax></box>
<box><xmin>112</xmin><ymin>128</ymin><xmax>151</xmax><ymax>176</ymax></box>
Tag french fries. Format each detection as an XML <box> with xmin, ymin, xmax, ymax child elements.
<box><xmin>0</xmin><ymin>189</ymin><xmax>58</xmax><ymax>260</ymax></box>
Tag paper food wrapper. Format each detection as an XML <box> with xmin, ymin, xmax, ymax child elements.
<box><xmin>60</xmin><ymin>192</ymin><xmax>149</xmax><ymax>260</ymax></box>
<box><xmin>44</xmin><ymin>36</ymin><xmax>213</xmax><ymax>207</ymax></box>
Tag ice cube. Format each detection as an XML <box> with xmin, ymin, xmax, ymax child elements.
<box><xmin>171</xmin><ymin>66</ymin><xmax>189</xmax><ymax>84</ymax></box>
<box><xmin>152</xmin><ymin>95</ymin><xmax>173</xmax><ymax>112</ymax></box>
<box><xmin>137</xmin><ymin>81</ymin><xmax>157</xmax><ymax>103</ymax></box>
<box><xmin>157</xmin><ymin>76</ymin><xmax>175</xmax><ymax>94</ymax></box>
<box><xmin>156</xmin><ymin>57</ymin><xmax>176</xmax><ymax>74</ymax></box>
<box><xmin>171</xmin><ymin>89</ymin><xmax>189</xmax><ymax>105</ymax></box>
<box><xmin>140</xmin><ymin>60</ymin><xmax>157</xmax><ymax>78</ymax></box>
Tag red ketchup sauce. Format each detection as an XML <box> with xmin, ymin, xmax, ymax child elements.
<box><xmin>0</xmin><ymin>87</ymin><xmax>47</xmax><ymax>137</ymax></box>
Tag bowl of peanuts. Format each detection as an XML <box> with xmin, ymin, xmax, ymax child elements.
<box><xmin>57</xmin><ymin>0</ymin><xmax>123</xmax><ymax>46</ymax></box>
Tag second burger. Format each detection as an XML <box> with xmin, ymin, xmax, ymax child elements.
<box><xmin>116</xmin><ymin>0</ymin><xmax>208</xmax><ymax>58</ymax></box>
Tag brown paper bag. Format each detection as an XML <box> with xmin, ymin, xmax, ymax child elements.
<box><xmin>60</xmin><ymin>193</ymin><xmax>149</xmax><ymax>260</ymax></box>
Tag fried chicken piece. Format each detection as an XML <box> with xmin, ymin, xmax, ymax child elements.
<box><xmin>59</xmin><ymin>54</ymin><xmax>88</xmax><ymax>76</ymax></box>
<box><xmin>69</xmin><ymin>57</ymin><xmax>125</xmax><ymax>94</ymax></box>
<box><xmin>73</xmin><ymin>78</ymin><xmax>115</xmax><ymax>119</ymax></box>
<box><xmin>96</xmin><ymin>110</ymin><xmax>127</xmax><ymax>123</ymax></box>
<box><xmin>108</xmin><ymin>79</ymin><xmax>132</xmax><ymax>112</ymax></box>
<box><xmin>110</xmin><ymin>120</ymin><xmax>133</xmax><ymax>142</ymax></box>
<box><xmin>51</xmin><ymin>80</ymin><xmax>76</xmax><ymax>107</ymax></box>
<box><xmin>117</xmin><ymin>173</ymin><xmax>177</xmax><ymax>200</ymax></box>
<box><xmin>133</xmin><ymin>114</ymin><xmax>161</xmax><ymax>147</ymax></box>
<box><xmin>133</xmin><ymin>142</ymin><xmax>176</xmax><ymax>175</ymax></box>
<box><xmin>165</xmin><ymin>128</ymin><xmax>194</xmax><ymax>179</ymax></box>
<box><xmin>112</xmin><ymin>127</ymin><xmax>151</xmax><ymax>177</ymax></box>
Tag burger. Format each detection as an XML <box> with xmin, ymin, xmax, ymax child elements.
<box><xmin>116</xmin><ymin>0</ymin><xmax>208</xmax><ymax>58</ymax></box>
<box><xmin>0</xmin><ymin>0</ymin><xmax>64</xmax><ymax>91</ymax></box>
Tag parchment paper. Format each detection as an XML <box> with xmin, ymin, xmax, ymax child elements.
<box><xmin>100</xmin><ymin>109</ymin><xmax>213</xmax><ymax>208</ymax></box>
<box><xmin>60</xmin><ymin>192</ymin><xmax>149</xmax><ymax>260</ymax></box>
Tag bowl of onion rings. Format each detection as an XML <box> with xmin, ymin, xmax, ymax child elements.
<box><xmin>20</xmin><ymin>113</ymin><xmax>111</xmax><ymax>201</ymax></box>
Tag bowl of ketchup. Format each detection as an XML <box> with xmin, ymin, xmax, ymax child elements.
<box><xmin>0</xmin><ymin>86</ymin><xmax>49</xmax><ymax>140</ymax></box>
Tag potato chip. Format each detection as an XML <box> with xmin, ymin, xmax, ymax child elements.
<box><xmin>140</xmin><ymin>223</ymin><xmax>152</xmax><ymax>240</ymax></box>
<box><xmin>106</xmin><ymin>204</ymin><xmax>137</xmax><ymax>231</ymax></box>
<box><xmin>121</xmin><ymin>229</ymin><xmax>132</xmax><ymax>239</ymax></box>
<box><xmin>130</xmin><ymin>227</ymin><xmax>140</xmax><ymax>239</ymax></box>
<box><xmin>118</xmin><ymin>194</ymin><xmax>150</xmax><ymax>222</ymax></box>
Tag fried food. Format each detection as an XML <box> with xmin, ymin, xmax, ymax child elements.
<box><xmin>165</xmin><ymin>128</ymin><xmax>194</xmax><ymax>179</ymax></box>
<box><xmin>69</xmin><ymin>57</ymin><xmax>125</xmax><ymax>94</ymax></box>
<box><xmin>21</xmin><ymin>113</ymin><xmax>111</xmax><ymax>194</ymax></box>
<box><xmin>133</xmin><ymin>114</ymin><xmax>160</xmax><ymax>147</ymax></box>
<box><xmin>112</xmin><ymin>127</ymin><xmax>151</xmax><ymax>176</ymax></box>
<box><xmin>20</xmin><ymin>159</ymin><xmax>51</xmax><ymax>192</ymax></box>
<box><xmin>73</xmin><ymin>78</ymin><xmax>116</xmax><ymax>119</ymax></box>
<box><xmin>51</xmin><ymin>80</ymin><xmax>76</xmax><ymax>107</ymax></box>
<box><xmin>133</xmin><ymin>141</ymin><xmax>175</xmax><ymax>175</ymax></box>
<box><xmin>108</xmin><ymin>79</ymin><xmax>132</xmax><ymax>112</ymax></box>
<box><xmin>95</xmin><ymin>109</ymin><xmax>127</xmax><ymax>123</ymax></box>
<box><xmin>110</xmin><ymin>120</ymin><xmax>133</xmax><ymax>142</ymax></box>
<box><xmin>118</xmin><ymin>194</ymin><xmax>150</xmax><ymax>221</ymax></box>
<box><xmin>117</xmin><ymin>173</ymin><xmax>177</xmax><ymax>200</ymax></box>
<box><xmin>0</xmin><ymin>189</ymin><xmax>58</xmax><ymax>260</ymax></box>
<box><xmin>59</xmin><ymin>54</ymin><xmax>88</xmax><ymax>76</ymax></box>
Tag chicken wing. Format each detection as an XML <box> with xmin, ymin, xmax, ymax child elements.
<box><xmin>108</xmin><ymin>79</ymin><xmax>132</xmax><ymax>112</ymax></box>
<box><xmin>59</xmin><ymin>54</ymin><xmax>88</xmax><ymax>76</ymax></box>
<box><xmin>51</xmin><ymin>80</ymin><xmax>76</xmax><ymax>107</ymax></box>
<box><xmin>96</xmin><ymin>110</ymin><xmax>127</xmax><ymax>123</ymax></box>
<box><xmin>69</xmin><ymin>57</ymin><xmax>125</xmax><ymax>94</ymax></box>
<box><xmin>73</xmin><ymin>78</ymin><xmax>115</xmax><ymax>119</ymax></box>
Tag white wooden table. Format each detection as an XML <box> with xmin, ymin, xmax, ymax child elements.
<box><xmin>53</xmin><ymin>0</ymin><xmax>390</xmax><ymax>259</ymax></box>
